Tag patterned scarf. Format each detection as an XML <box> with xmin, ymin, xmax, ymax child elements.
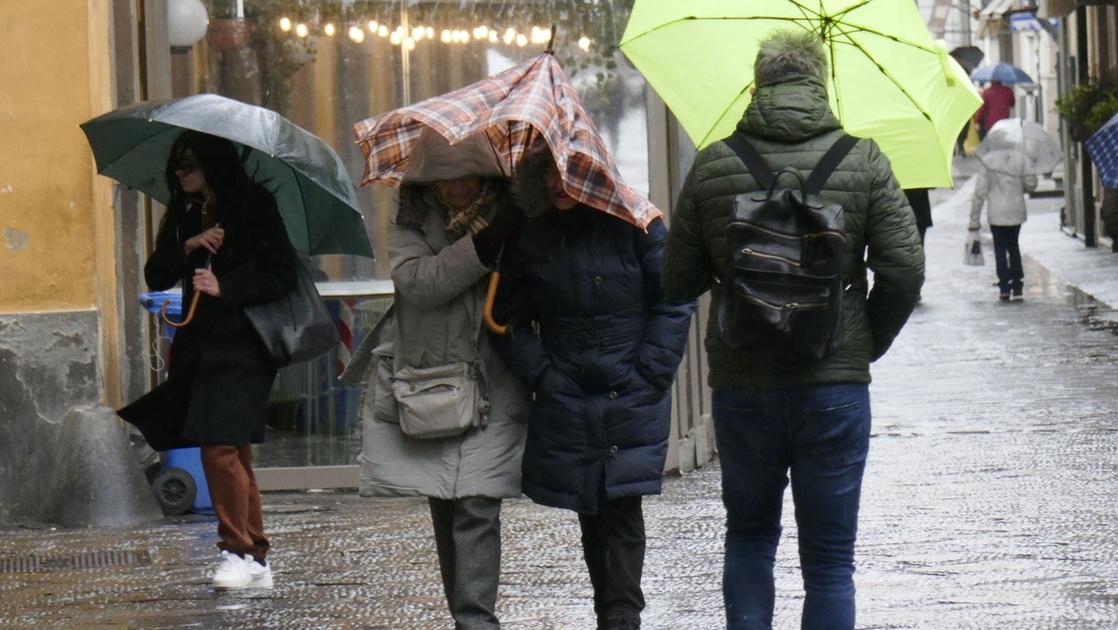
<box><xmin>441</xmin><ymin>182</ymin><xmax>497</xmax><ymax>241</ymax></box>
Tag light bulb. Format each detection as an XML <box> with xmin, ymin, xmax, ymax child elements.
<box><xmin>279</xmin><ymin>17</ymin><xmax>292</xmax><ymax>32</ymax></box>
<box><xmin>578</xmin><ymin>36</ymin><xmax>591</xmax><ymax>51</ymax></box>
<box><xmin>389</xmin><ymin>31</ymin><xmax>402</xmax><ymax>45</ymax></box>
<box><xmin>412</xmin><ymin>26</ymin><xmax>425</xmax><ymax>40</ymax></box>
<box><xmin>378</xmin><ymin>25</ymin><xmax>388</xmax><ymax>37</ymax></box>
<box><xmin>324</xmin><ymin>23</ymin><xmax>336</xmax><ymax>37</ymax></box>
<box><xmin>488</xmin><ymin>32</ymin><xmax>498</xmax><ymax>44</ymax></box>
<box><xmin>295</xmin><ymin>23</ymin><xmax>308</xmax><ymax>38</ymax></box>
<box><xmin>441</xmin><ymin>29</ymin><xmax>453</xmax><ymax>43</ymax></box>
<box><xmin>367</xmin><ymin>20</ymin><xmax>378</xmax><ymax>33</ymax></box>
<box><xmin>516</xmin><ymin>33</ymin><xmax>528</xmax><ymax>47</ymax></box>
<box><xmin>404</xmin><ymin>37</ymin><xmax>416</xmax><ymax>50</ymax></box>
<box><xmin>349</xmin><ymin>26</ymin><xmax>365</xmax><ymax>43</ymax></box>
<box><xmin>426</xmin><ymin>26</ymin><xmax>435</xmax><ymax>39</ymax></box>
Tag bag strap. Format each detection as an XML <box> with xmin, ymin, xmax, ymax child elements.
<box><xmin>803</xmin><ymin>135</ymin><xmax>859</xmax><ymax>196</ymax></box>
<box><xmin>723</xmin><ymin>133</ymin><xmax>775</xmax><ymax>190</ymax></box>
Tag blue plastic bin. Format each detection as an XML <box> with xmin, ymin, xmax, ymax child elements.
<box><xmin>163</xmin><ymin>448</ymin><xmax>213</xmax><ymax>512</ymax></box>
<box><xmin>140</xmin><ymin>290</ymin><xmax>212</xmax><ymax>514</ymax></box>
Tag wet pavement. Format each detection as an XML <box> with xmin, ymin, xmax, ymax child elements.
<box><xmin>3</xmin><ymin>166</ymin><xmax>1118</xmax><ymax>629</ymax></box>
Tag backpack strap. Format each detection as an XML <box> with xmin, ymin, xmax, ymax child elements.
<box><xmin>723</xmin><ymin>133</ymin><xmax>775</xmax><ymax>190</ymax></box>
<box><xmin>804</xmin><ymin>135</ymin><xmax>860</xmax><ymax>196</ymax></box>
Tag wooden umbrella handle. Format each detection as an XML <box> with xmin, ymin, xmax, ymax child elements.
<box><xmin>161</xmin><ymin>291</ymin><xmax>201</xmax><ymax>329</ymax></box>
<box><xmin>483</xmin><ymin>271</ymin><xmax>509</xmax><ymax>335</ymax></box>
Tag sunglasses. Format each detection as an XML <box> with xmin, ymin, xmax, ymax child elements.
<box><xmin>172</xmin><ymin>157</ymin><xmax>199</xmax><ymax>173</ymax></box>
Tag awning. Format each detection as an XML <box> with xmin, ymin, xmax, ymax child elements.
<box><xmin>977</xmin><ymin>0</ymin><xmax>1015</xmax><ymax>37</ymax></box>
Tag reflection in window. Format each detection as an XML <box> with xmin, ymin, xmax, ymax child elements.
<box><xmin>174</xmin><ymin>1</ymin><xmax>648</xmax><ymax>282</ymax></box>
<box><xmin>171</xmin><ymin>1</ymin><xmax>649</xmax><ymax>468</ymax></box>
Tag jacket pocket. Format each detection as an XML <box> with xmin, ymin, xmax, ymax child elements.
<box><xmin>373</xmin><ymin>353</ymin><xmax>398</xmax><ymax>423</ymax></box>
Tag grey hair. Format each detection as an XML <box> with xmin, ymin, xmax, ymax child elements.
<box><xmin>753</xmin><ymin>30</ymin><xmax>828</xmax><ymax>87</ymax></box>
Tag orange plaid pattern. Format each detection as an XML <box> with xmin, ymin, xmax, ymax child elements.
<box><xmin>353</xmin><ymin>54</ymin><xmax>662</xmax><ymax>230</ymax></box>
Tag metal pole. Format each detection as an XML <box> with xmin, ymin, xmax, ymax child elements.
<box><xmin>1076</xmin><ymin>6</ymin><xmax>1096</xmax><ymax>247</ymax></box>
<box><xmin>400</xmin><ymin>0</ymin><xmax>411</xmax><ymax>106</ymax></box>
<box><xmin>962</xmin><ymin>2</ymin><xmax>972</xmax><ymax>46</ymax></box>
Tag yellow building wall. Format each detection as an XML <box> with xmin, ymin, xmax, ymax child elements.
<box><xmin>0</xmin><ymin>2</ymin><xmax>118</xmax><ymax>402</ymax></box>
<box><xmin>0</xmin><ymin>1</ymin><xmax>113</xmax><ymax>312</ymax></box>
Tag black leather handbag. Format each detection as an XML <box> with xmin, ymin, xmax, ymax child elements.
<box><xmin>244</xmin><ymin>260</ymin><xmax>339</xmax><ymax>368</ymax></box>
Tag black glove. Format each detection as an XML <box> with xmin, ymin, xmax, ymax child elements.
<box><xmin>473</xmin><ymin>202</ymin><xmax>522</xmax><ymax>266</ymax></box>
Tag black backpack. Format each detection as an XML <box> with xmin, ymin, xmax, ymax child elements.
<box><xmin>717</xmin><ymin>132</ymin><xmax>859</xmax><ymax>363</ymax></box>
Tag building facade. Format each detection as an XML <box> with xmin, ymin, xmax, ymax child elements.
<box><xmin>0</xmin><ymin>0</ymin><xmax>716</xmax><ymax>523</ymax></box>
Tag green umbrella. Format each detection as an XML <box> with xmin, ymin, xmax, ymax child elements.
<box><xmin>619</xmin><ymin>0</ymin><xmax>982</xmax><ymax>188</ymax></box>
<box><xmin>80</xmin><ymin>94</ymin><xmax>373</xmax><ymax>258</ymax></box>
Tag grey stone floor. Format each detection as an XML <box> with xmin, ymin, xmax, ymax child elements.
<box><xmin>2</xmin><ymin>172</ymin><xmax>1118</xmax><ymax>629</ymax></box>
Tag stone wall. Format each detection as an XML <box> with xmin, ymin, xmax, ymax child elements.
<box><xmin>0</xmin><ymin>311</ymin><xmax>101</xmax><ymax>523</ymax></box>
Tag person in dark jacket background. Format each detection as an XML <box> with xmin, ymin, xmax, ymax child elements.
<box><xmin>118</xmin><ymin>130</ymin><xmax>297</xmax><ymax>590</ymax></box>
<box><xmin>491</xmin><ymin>148</ymin><xmax>694</xmax><ymax>630</ymax></box>
<box><xmin>661</xmin><ymin>31</ymin><xmax>924</xmax><ymax>629</ymax></box>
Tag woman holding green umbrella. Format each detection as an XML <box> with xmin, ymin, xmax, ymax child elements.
<box><xmin>118</xmin><ymin>130</ymin><xmax>297</xmax><ymax>590</ymax></box>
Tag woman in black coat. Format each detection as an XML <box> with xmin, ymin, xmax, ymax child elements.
<box><xmin>491</xmin><ymin>150</ymin><xmax>694</xmax><ymax>630</ymax></box>
<box><xmin>118</xmin><ymin>130</ymin><xmax>296</xmax><ymax>590</ymax></box>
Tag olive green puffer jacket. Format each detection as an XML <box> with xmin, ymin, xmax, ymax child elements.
<box><xmin>662</xmin><ymin>75</ymin><xmax>924</xmax><ymax>389</ymax></box>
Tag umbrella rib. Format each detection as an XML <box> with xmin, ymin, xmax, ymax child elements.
<box><xmin>620</xmin><ymin>15</ymin><xmax>814</xmax><ymax>47</ymax></box>
<box><xmin>830</xmin><ymin>24</ymin><xmax>933</xmax><ymax>124</ymax></box>
<box><xmin>85</xmin><ymin>122</ymin><xmax>181</xmax><ymax>177</ymax></box>
<box><xmin>826</xmin><ymin>31</ymin><xmax>843</xmax><ymax>123</ymax></box>
<box><xmin>698</xmin><ymin>80</ymin><xmax>756</xmax><ymax>148</ymax></box>
<box><xmin>824</xmin><ymin>21</ymin><xmax>938</xmax><ymax>53</ymax></box>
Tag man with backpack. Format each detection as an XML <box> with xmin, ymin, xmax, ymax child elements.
<box><xmin>661</xmin><ymin>30</ymin><xmax>924</xmax><ymax>630</ymax></box>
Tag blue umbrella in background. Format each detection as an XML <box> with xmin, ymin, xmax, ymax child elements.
<box><xmin>1085</xmin><ymin>112</ymin><xmax>1118</xmax><ymax>188</ymax></box>
<box><xmin>970</xmin><ymin>63</ymin><xmax>1034</xmax><ymax>85</ymax></box>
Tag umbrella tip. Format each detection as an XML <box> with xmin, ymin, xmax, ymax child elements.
<box><xmin>545</xmin><ymin>22</ymin><xmax>557</xmax><ymax>54</ymax></box>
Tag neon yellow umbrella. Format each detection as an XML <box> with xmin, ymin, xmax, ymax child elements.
<box><xmin>619</xmin><ymin>0</ymin><xmax>981</xmax><ymax>188</ymax></box>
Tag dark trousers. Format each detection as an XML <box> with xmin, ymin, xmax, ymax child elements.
<box><xmin>990</xmin><ymin>225</ymin><xmax>1023</xmax><ymax>292</ymax></box>
<box><xmin>713</xmin><ymin>384</ymin><xmax>871</xmax><ymax>630</ymax></box>
<box><xmin>429</xmin><ymin>497</ymin><xmax>502</xmax><ymax>630</ymax></box>
<box><xmin>200</xmin><ymin>444</ymin><xmax>268</xmax><ymax>561</ymax></box>
<box><xmin>578</xmin><ymin>494</ymin><xmax>647</xmax><ymax>629</ymax></box>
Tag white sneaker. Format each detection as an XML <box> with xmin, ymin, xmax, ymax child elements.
<box><xmin>243</xmin><ymin>555</ymin><xmax>273</xmax><ymax>589</ymax></box>
<box><xmin>211</xmin><ymin>550</ymin><xmax>252</xmax><ymax>589</ymax></box>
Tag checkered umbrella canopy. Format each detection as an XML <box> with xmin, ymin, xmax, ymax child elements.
<box><xmin>352</xmin><ymin>53</ymin><xmax>661</xmax><ymax>230</ymax></box>
<box><xmin>1086</xmin><ymin>112</ymin><xmax>1118</xmax><ymax>189</ymax></box>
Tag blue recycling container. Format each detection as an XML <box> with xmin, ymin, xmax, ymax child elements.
<box><xmin>140</xmin><ymin>290</ymin><xmax>212</xmax><ymax>514</ymax></box>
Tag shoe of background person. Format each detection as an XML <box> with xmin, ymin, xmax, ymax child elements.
<box><xmin>244</xmin><ymin>556</ymin><xmax>273</xmax><ymax>589</ymax></box>
<box><xmin>1010</xmin><ymin>287</ymin><xmax>1024</xmax><ymax>302</ymax></box>
<box><xmin>999</xmin><ymin>291</ymin><xmax>1010</xmax><ymax>302</ymax></box>
<box><xmin>212</xmin><ymin>550</ymin><xmax>252</xmax><ymax>589</ymax></box>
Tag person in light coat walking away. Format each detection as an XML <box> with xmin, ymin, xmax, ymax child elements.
<box><xmin>969</xmin><ymin>138</ymin><xmax>1038</xmax><ymax>302</ymax></box>
<box><xmin>342</xmin><ymin>175</ymin><xmax>528</xmax><ymax>630</ymax></box>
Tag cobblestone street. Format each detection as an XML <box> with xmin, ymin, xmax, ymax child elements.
<box><xmin>2</xmin><ymin>177</ymin><xmax>1118</xmax><ymax>629</ymax></box>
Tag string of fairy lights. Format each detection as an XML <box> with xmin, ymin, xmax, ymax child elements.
<box><xmin>276</xmin><ymin>16</ymin><xmax>593</xmax><ymax>52</ymax></box>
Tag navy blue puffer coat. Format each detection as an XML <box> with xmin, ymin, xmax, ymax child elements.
<box><xmin>492</xmin><ymin>206</ymin><xmax>694</xmax><ymax>514</ymax></box>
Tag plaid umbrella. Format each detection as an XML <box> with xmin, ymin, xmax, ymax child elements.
<box><xmin>352</xmin><ymin>53</ymin><xmax>661</xmax><ymax>230</ymax></box>
<box><xmin>1086</xmin><ymin>112</ymin><xmax>1118</xmax><ymax>189</ymax></box>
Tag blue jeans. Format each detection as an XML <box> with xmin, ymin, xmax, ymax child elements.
<box><xmin>713</xmin><ymin>384</ymin><xmax>871</xmax><ymax>630</ymax></box>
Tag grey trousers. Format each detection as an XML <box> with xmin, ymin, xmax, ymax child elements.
<box><xmin>429</xmin><ymin>496</ymin><xmax>502</xmax><ymax>630</ymax></box>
